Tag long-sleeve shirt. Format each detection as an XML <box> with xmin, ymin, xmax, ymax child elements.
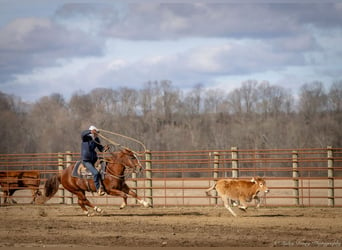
<box><xmin>80</xmin><ymin>130</ymin><xmax>104</xmax><ymax>164</ymax></box>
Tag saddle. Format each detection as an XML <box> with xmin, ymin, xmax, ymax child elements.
<box><xmin>72</xmin><ymin>160</ymin><xmax>106</xmax><ymax>180</ymax></box>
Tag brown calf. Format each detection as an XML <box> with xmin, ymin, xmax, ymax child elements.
<box><xmin>206</xmin><ymin>177</ymin><xmax>269</xmax><ymax>217</ymax></box>
<box><xmin>0</xmin><ymin>171</ymin><xmax>42</xmax><ymax>204</ymax></box>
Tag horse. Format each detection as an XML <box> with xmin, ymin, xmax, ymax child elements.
<box><xmin>0</xmin><ymin>170</ymin><xmax>42</xmax><ymax>204</ymax></box>
<box><xmin>43</xmin><ymin>148</ymin><xmax>152</xmax><ymax>216</ymax></box>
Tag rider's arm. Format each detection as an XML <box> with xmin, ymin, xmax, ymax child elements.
<box><xmin>81</xmin><ymin>130</ymin><xmax>92</xmax><ymax>142</ymax></box>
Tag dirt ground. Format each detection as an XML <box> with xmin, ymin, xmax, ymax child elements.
<box><xmin>0</xmin><ymin>204</ymin><xmax>341</xmax><ymax>248</ymax></box>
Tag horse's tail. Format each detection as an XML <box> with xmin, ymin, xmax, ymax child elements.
<box><xmin>41</xmin><ymin>173</ymin><xmax>61</xmax><ymax>202</ymax></box>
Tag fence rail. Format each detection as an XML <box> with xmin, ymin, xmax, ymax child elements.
<box><xmin>1</xmin><ymin>147</ymin><xmax>341</xmax><ymax>207</ymax></box>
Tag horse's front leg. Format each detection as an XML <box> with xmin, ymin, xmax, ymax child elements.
<box><xmin>106</xmin><ymin>189</ymin><xmax>129</xmax><ymax>209</ymax></box>
<box><xmin>122</xmin><ymin>183</ymin><xmax>152</xmax><ymax>208</ymax></box>
<box><xmin>127</xmin><ymin>189</ymin><xmax>152</xmax><ymax>208</ymax></box>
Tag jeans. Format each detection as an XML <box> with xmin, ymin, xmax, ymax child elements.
<box><xmin>82</xmin><ymin>161</ymin><xmax>101</xmax><ymax>190</ymax></box>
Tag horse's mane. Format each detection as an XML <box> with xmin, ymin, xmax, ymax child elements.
<box><xmin>105</xmin><ymin>149</ymin><xmax>131</xmax><ymax>163</ymax></box>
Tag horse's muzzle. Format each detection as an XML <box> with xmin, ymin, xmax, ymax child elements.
<box><xmin>134</xmin><ymin>165</ymin><xmax>143</xmax><ymax>173</ymax></box>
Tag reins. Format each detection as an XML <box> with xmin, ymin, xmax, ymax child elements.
<box><xmin>105</xmin><ymin>166</ymin><xmax>133</xmax><ymax>180</ymax></box>
<box><xmin>101</xmin><ymin>151</ymin><xmax>141</xmax><ymax>180</ymax></box>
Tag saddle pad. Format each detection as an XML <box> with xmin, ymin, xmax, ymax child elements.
<box><xmin>72</xmin><ymin>161</ymin><xmax>106</xmax><ymax>179</ymax></box>
<box><xmin>72</xmin><ymin>161</ymin><xmax>93</xmax><ymax>179</ymax></box>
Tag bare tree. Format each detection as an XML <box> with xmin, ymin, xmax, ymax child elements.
<box><xmin>328</xmin><ymin>81</ymin><xmax>342</xmax><ymax>112</ymax></box>
<box><xmin>183</xmin><ymin>84</ymin><xmax>203</xmax><ymax>115</ymax></box>
<box><xmin>203</xmin><ymin>88</ymin><xmax>226</xmax><ymax>114</ymax></box>
<box><xmin>69</xmin><ymin>92</ymin><xmax>94</xmax><ymax>122</ymax></box>
<box><xmin>240</xmin><ymin>80</ymin><xmax>258</xmax><ymax>114</ymax></box>
<box><xmin>1</xmin><ymin>80</ymin><xmax>341</xmax><ymax>153</ymax></box>
<box><xmin>117</xmin><ymin>87</ymin><xmax>138</xmax><ymax>116</ymax></box>
<box><xmin>299</xmin><ymin>82</ymin><xmax>327</xmax><ymax>121</ymax></box>
<box><xmin>0</xmin><ymin>92</ymin><xmax>29</xmax><ymax>153</ymax></box>
<box><xmin>228</xmin><ymin>88</ymin><xmax>243</xmax><ymax>115</ymax></box>
<box><xmin>28</xmin><ymin>93</ymin><xmax>74</xmax><ymax>152</ymax></box>
<box><xmin>257</xmin><ymin>81</ymin><xmax>293</xmax><ymax>118</ymax></box>
<box><xmin>89</xmin><ymin>88</ymin><xmax>119</xmax><ymax>114</ymax></box>
<box><xmin>160</xmin><ymin>80</ymin><xmax>180</xmax><ymax>121</ymax></box>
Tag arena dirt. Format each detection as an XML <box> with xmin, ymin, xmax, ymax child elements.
<box><xmin>0</xmin><ymin>204</ymin><xmax>341</xmax><ymax>247</ymax></box>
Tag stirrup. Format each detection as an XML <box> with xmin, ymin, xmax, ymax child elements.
<box><xmin>97</xmin><ymin>188</ymin><xmax>105</xmax><ymax>196</ymax></box>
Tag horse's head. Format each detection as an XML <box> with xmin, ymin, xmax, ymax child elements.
<box><xmin>117</xmin><ymin>148</ymin><xmax>143</xmax><ymax>173</ymax></box>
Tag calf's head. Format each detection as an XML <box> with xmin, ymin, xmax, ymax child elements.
<box><xmin>251</xmin><ymin>177</ymin><xmax>270</xmax><ymax>194</ymax></box>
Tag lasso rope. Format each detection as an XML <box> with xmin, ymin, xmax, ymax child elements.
<box><xmin>97</xmin><ymin>129</ymin><xmax>147</xmax><ymax>156</ymax></box>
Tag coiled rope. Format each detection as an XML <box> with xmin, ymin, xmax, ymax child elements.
<box><xmin>97</xmin><ymin>129</ymin><xmax>147</xmax><ymax>156</ymax></box>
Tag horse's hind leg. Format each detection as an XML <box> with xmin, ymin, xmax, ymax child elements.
<box><xmin>75</xmin><ymin>191</ymin><xmax>103</xmax><ymax>216</ymax></box>
<box><xmin>74</xmin><ymin>191</ymin><xmax>92</xmax><ymax>215</ymax></box>
<box><xmin>120</xmin><ymin>195</ymin><xmax>128</xmax><ymax>209</ymax></box>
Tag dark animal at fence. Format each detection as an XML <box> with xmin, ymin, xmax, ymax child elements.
<box><xmin>0</xmin><ymin>170</ymin><xmax>42</xmax><ymax>204</ymax></box>
<box><xmin>206</xmin><ymin>177</ymin><xmax>270</xmax><ymax>217</ymax></box>
<box><xmin>43</xmin><ymin>148</ymin><xmax>152</xmax><ymax>216</ymax></box>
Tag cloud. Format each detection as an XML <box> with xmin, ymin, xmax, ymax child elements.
<box><xmin>0</xmin><ymin>17</ymin><xmax>104</xmax><ymax>82</ymax></box>
<box><xmin>67</xmin><ymin>3</ymin><xmax>341</xmax><ymax>40</ymax></box>
<box><xmin>51</xmin><ymin>3</ymin><xmax>302</xmax><ymax>40</ymax></box>
<box><xmin>87</xmin><ymin>39</ymin><xmax>306</xmax><ymax>90</ymax></box>
<box><xmin>290</xmin><ymin>3</ymin><xmax>342</xmax><ymax>28</ymax></box>
<box><xmin>271</xmin><ymin>33</ymin><xmax>319</xmax><ymax>53</ymax></box>
<box><xmin>97</xmin><ymin>3</ymin><xmax>301</xmax><ymax>39</ymax></box>
<box><xmin>0</xmin><ymin>1</ymin><xmax>341</xmax><ymax>102</ymax></box>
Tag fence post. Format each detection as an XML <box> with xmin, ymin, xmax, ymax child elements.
<box><xmin>58</xmin><ymin>152</ymin><xmax>65</xmax><ymax>204</ymax></box>
<box><xmin>327</xmin><ymin>146</ymin><xmax>334</xmax><ymax>207</ymax></box>
<box><xmin>292</xmin><ymin>150</ymin><xmax>300</xmax><ymax>206</ymax></box>
<box><xmin>231</xmin><ymin>147</ymin><xmax>239</xmax><ymax>178</ymax></box>
<box><xmin>213</xmin><ymin>152</ymin><xmax>220</xmax><ymax>205</ymax></box>
<box><xmin>65</xmin><ymin>151</ymin><xmax>73</xmax><ymax>204</ymax></box>
<box><xmin>132</xmin><ymin>171</ymin><xmax>137</xmax><ymax>205</ymax></box>
<box><xmin>145</xmin><ymin>150</ymin><xmax>153</xmax><ymax>206</ymax></box>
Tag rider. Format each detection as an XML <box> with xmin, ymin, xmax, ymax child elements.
<box><xmin>81</xmin><ymin>125</ymin><xmax>106</xmax><ymax>196</ymax></box>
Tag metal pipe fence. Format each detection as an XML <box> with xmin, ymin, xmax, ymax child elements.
<box><xmin>1</xmin><ymin>147</ymin><xmax>341</xmax><ymax>207</ymax></box>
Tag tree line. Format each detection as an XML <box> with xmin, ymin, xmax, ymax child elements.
<box><xmin>1</xmin><ymin>80</ymin><xmax>341</xmax><ymax>154</ymax></box>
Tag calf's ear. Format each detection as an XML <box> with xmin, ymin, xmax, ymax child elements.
<box><xmin>250</xmin><ymin>177</ymin><xmax>256</xmax><ymax>183</ymax></box>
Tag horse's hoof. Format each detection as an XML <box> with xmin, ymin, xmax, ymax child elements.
<box><xmin>84</xmin><ymin>211</ymin><xmax>95</xmax><ymax>217</ymax></box>
<box><xmin>88</xmin><ymin>212</ymin><xmax>95</xmax><ymax>217</ymax></box>
<box><xmin>238</xmin><ymin>206</ymin><xmax>247</xmax><ymax>212</ymax></box>
<box><xmin>94</xmin><ymin>206</ymin><xmax>104</xmax><ymax>214</ymax></box>
<box><xmin>143</xmin><ymin>201</ymin><xmax>153</xmax><ymax>208</ymax></box>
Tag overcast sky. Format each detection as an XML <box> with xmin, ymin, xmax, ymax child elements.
<box><xmin>0</xmin><ymin>0</ymin><xmax>341</xmax><ymax>102</ymax></box>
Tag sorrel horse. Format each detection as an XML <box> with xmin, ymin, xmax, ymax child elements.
<box><xmin>0</xmin><ymin>170</ymin><xmax>42</xmax><ymax>204</ymax></box>
<box><xmin>43</xmin><ymin>148</ymin><xmax>152</xmax><ymax>216</ymax></box>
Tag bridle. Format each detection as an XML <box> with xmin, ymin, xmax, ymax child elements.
<box><xmin>102</xmin><ymin>151</ymin><xmax>143</xmax><ymax>180</ymax></box>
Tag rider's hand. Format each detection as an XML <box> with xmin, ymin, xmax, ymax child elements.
<box><xmin>91</xmin><ymin>129</ymin><xmax>98</xmax><ymax>136</ymax></box>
